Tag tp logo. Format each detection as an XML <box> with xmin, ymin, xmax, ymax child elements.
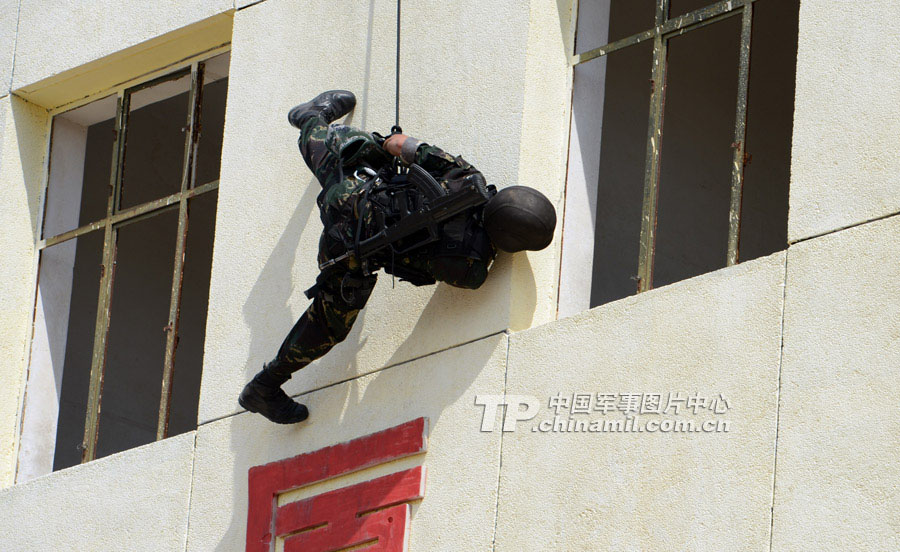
<box><xmin>246</xmin><ymin>418</ymin><xmax>428</xmax><ymax>552</ymax></box>
<box><xmin>475</xmin><ymin>395</ymin><xmax>539</xmax><ymax>432</ymax></box>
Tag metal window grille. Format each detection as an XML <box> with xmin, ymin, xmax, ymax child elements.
<box><xmin>572</xmin><ymin>0</ymin><xmax>755</xmax><ymax>292</ymax></box>
<box><xmin>36</xmin><ymin>60</ymin><xmax>221</xmax><ymax>463</ymax></box>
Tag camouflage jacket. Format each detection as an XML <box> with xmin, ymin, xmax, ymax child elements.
<box><xmin>301</xmin><ymin>122</ymin><xmax>494</xmax><ymax>289</ymax></box>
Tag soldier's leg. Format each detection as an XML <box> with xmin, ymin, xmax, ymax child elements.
<box><xmin>269</xmin><ymin>267</ymin><xmax>377</xmax><ymax>375</ymax></box>
<box><xmin>240</xmin><ymin>90</ymin><xmax>362</xmax><ymax>424</ymax></box>
<box><xmin>238</xmin><ymin>265</ymin><xmax>376</xmax><ymax>424</ymax></box>
<box><xmin>295</xmin><ymin>116</ymin><xmax>378</xmax><ymax>188</ymax></box>
<box><xmin>296</xmin><ymin>114</ymin><xmax>334</xmax><ymax>179</ymax></box>
<box><xmin>288</xmin><ymin>90</ymin><xmax>357</xmax><ymax>184</ymax></box>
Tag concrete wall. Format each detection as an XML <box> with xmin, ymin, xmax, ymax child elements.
<box><xmin>13</xmin><ymin>3</ymin><xmax>233</xmax><ymax>109</ymax></box>
<box><xmin>497</xmin><ymin>252</ymin><xmax>786</xmax><ymax>550</ymax></box>
<box><xmin>1</xmin><ymin>0</ymin><xmax>900</xmax><ymax>551</ymax></box>
<box><xmin>199</xmin><ymin>0</ymin><xmax>570</xmax><ymax>425</ymax></box>
<box><xmin>12</xmin><ymin>0</ymin><xmax>232</xmax><ymax>104</ymax></box>
<box><xmin>18</xmin><ymin>115</ymin><xmax>86</xmax><ymax>479</ymax></box>
<box><xmin>0</xmin><ymin>0</ymin><xmax>17</xmax><ymax>98</ymax></box>
<box><xmin>0</xmin><ymin>432</ymin><xmax>195</xmax><ymax>551</ymax></box>
<box><xmin>0</xmin><ymin>96</ymin><xmax>49</xmax><ymax>487</ymax></box>
<box><xmin>789</xmin><ymin>0</ymin><xmax>900</xmax><ymax>241</ymax></box>
<box><xmin>187</xmin><ymin>335</ymin><xmax>508</xmax><ymax>551</ymax></box>
<box><xmin>773</xmin><ymin>215</ymin><xmax>900</xmax><ymax>550</ymax></box>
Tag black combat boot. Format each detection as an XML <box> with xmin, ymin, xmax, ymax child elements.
<box><xmin>288</xmin><ymin>90</ymin><xmax>357</xmax><ymax>129</ymax></box>
<box><xmin>238</xmin><ymin>365</ymin><xmax>309</xmax><ymax>424</ymax></box>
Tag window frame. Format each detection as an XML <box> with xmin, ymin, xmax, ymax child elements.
<box><xmin>563</xmin><ymin>0</ymin><xmax>755</xmax><ymax>305</ymax></box>
<box><xmin>31</xmin><ymin>49</ymin><xmax>227</xmax><ymax>466</ymax></box>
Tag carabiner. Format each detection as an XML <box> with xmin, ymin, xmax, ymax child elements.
<box><xmin>352</xmin><ymin>166</ymin><xmax>378</xmax><ymax>182</ymax></box>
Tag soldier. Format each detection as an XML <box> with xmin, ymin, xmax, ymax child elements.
<box><xmin>239</xmin><ymin>90</ymin><xmax>556</xmax><ymax>423</ymax></box>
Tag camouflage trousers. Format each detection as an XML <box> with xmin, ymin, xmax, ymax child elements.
<box><xmin>265</xmin><ymin>114</ymin><xmax>379</xmax><ymax>377</ymax></box>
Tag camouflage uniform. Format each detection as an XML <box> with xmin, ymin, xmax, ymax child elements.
<box><xmin>266</xmin><ymin>114</ymin><xmax>494</xmax><ymax>376</ymax></box>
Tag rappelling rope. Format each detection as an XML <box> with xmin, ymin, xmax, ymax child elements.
<box><xmin>394</xmin><ymin>0</ymin><xmax>402</xmax><ymax>131</ymax></box>
<box><xmin>391</xmin><ymin>0</ymin><xmax>402</xmax><ymax>289</ymax></box>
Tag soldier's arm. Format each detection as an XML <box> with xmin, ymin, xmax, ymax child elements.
<box><xmin>383</xmin><ymin>133</ymin><xmax>460</xmax><ymax>173</ymax></box>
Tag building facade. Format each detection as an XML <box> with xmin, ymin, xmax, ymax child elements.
<box><xmin>1</xmin><ymin>0</ymin><xmax>898</xmax><ymax>550</ymax></box>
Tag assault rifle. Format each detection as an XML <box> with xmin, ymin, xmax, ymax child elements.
<box><xmin>319</xmin><ymin>163</ymin><xmax>494</xmax><ymax>271</ymax></box>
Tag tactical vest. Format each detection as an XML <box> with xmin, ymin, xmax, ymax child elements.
<box><xmin>372</xmin><ymin>165</ymin><xmax>496</xmax><ymax>290</ymax></box>
<box><xmin>324</xmin><ymin>127</ymin><xmax>496</xmax><ymax>290</ymax></box>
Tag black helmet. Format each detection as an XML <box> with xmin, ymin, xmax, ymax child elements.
<box><xmin>482</xmin><ymin>186</ymin><xmax>556</xmax><ymax>252</ymax></box>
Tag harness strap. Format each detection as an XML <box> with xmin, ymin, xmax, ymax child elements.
<box><xmin>353</xmin><ymin>177</ymin><xmax>375</xmax><ymax>262</ymax></box>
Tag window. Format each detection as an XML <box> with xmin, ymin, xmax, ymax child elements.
<box><xmin>17</xmin><ymin>52</ymin><xmax>229</xmax><ymax>481</ymax></box>
<box><xmin>558</xmin><ymin>0</ymin><xmax>799</xmax><ymax>317</ymax></box>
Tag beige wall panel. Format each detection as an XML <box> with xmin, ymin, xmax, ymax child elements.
<box><xmin>186</xmin><ymin>334</ymin><xmax>506</xmax><ymax>551</ymax></box>
<box><xmin>12</xmin><ymin>0</ymin><xmax>232</xmax><ymax>92</ymax></box>
<box><xmin>772</xmin><ymin>215</ymin><xmax>900</xmax><ymax>550</ymax></box>
<box><xmin>0</xmin><ymin>96</ymin><xmax>49</xmax><ymax>487</ymax></box>
<box><xmin>789</xmin><ymin>0</ymin><xmax>900</xmax><ymax>242</ymax></box>
<box><xmin>0</xmin><ymin>432</ymin><xmax>195</xmax><ymax>551</ymax></box>
<box><xmin>0</xmin><ymin>0</ymin><xmax>17</xmax><ymax>96</ymax></box>
<box><xmin>495</xmin><ymin>252</ymin><xmax>786</xmax><ymax>551</ymax></box>
<box><xmin>200</xmin><ymin>0</ymin><xmax>533</xmax><ymax>423</ymax></box>
<box><xmin>16</xmin><ymin>13</ymin><xmax>232</xmax><ymax>110</ymax></box>
<box><xmin>510</xmin><ymin>0</ymin><xmax>574</xmax><ymax>330</ymax></box>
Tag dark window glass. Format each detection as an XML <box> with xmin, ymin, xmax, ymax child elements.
<box><xmin>36</xmin><ymin>58</ymin><xmax>228</xmax><ymax>476</ymax></box>
<box><xmin>738</xmin><ymin>0</ymin><xmax>800</xmax><ymax>262</ymax></box>
<box><xmin>52</xmin><ymin>230</ymin><xmax>104</xmax><ymax>471</ymax></box>
<box><xmin>669</xmin><ymin>0</ymin><xmax>716</xmax><ymax>19</ymax></box>
<box><xmin>96</xmin><ymin>209</ymin><xmax>179</xmax><ymax>458</ymax></box>
<box><xmin>575</xmin><ymin>1</ymin><xmax>656</xmax><ymax>54</ymax></box>
<box><xmin>653</xmin><ymin>16</ymin><xmax>741</xmax><ymax>287</ymax></box>
<box><xmin>608</xmin><ymin>1</ymin><xmax>656</xmax><ymax>43</ymax></box>
<box><xmin>195</xmin><ymin>53</ymin><xmax>230</xmax><ymax>187</ymax></box>
<box><xmin>571</xmin><ymin>0</ymin><xmax>799</xmax><ymax>309</ymax></box>
<box><xmin>168</xmin><ymin>190</ymin><xmax>218</xmax><ymax>437</ymax></box>
<box><xmin>589</xmin><ymin>41</ymin><xmax>654</xmax><ymax>307</ymax></box>
<box><xmin>119</xmin><ymin>73</ymin><xmax>190</xmax><ymax>210</ymax></box>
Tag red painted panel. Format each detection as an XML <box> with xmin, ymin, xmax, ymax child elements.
<box><xmin>283</xmin><ymin>503</ymin><xmax>410</xmax><ymax>552</ymax></box>
<box><xmin>275</xmin><ymin>466</ymin><xmax>426</xmax><ymax>537</ymax></box>
<box><xmin>246</xmin><ymin>418</ymin><xmax>428</xmax><ymax>552</ymax></box>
